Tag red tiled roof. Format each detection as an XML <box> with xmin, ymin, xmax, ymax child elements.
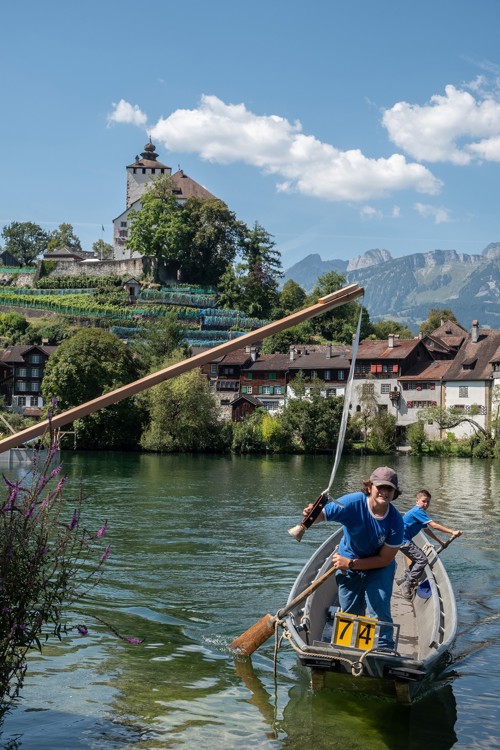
<box><xmin>356</xmin><ymin>338</ymin><xmax>421</xmax><ymax>359</ymax></box>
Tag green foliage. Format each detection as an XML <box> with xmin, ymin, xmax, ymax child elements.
<box><xmin>1</xmin><ymin>222</ymin><xmax>49</xmax><ymax>266</ymax></box>
<box><xmin>47</xmin><ymin>223</ymin><xmax>82</xmax><ymax>252</ymax></box>
<box><xmin>0</xmin><ymin>312</ymin><xmax>29</xmax><ymax>343</ymax></box>
<box><xmin>407</xmin><ymin>420</ymin><xmax>427</xmax><ymax>454</ymax></box>
<box><xmin>306</xmin><ymin>272</ymin><xmax>371</xmax><ymax>343</ymax></box>
<box><xmin>231</xmin><ymin>410</ymin><xmax>267</xmax><ymax>453</ymax></box>
<box><xmin>36</xmin><ymin>275</ymin><xmax>124</xmax><ymax>289</ymax></box>
<box><xmin>370</xmin><ymin>320</ymin><xmax>414</xmax><ymax>339</ymax></box>
<box><xmin>140</xmin><ymin>368</ymin><xmax>222</xmax><ymax>452</ymax></box>
<box><xmin>132</xmin><ymin>315</ymin><xmax>189</xmax><ymax>373</ymax></box>
<box><xmin>368</xmin><ymin>412</ymin><xmax>397</xmax><ymax>454</ymax></box>
<box><xmin>41</xmin><ymin>329</ymin><xmax>142</xmax><ymax>449</ymax></box>
<box><xmin>239</xmin><ymin>222</ymin><xmax>282</xmax><ymax>318</ymax></box>
<box><xmin>128</xmin><ymin>176</ymin><xmax>245</xmax><ymax>285</ymax></box>
<box><xmin>279</xmin><ymin>385</ymin><xmax>346</xmax><ymax>453</ymax></box>
<box><xmin>92</xmin><ymin>239</ymin><xmax>114</xmax><ymax>259</ymax></box>
<box><xmin>0</xmin><ymin>442</ymin><xmax>109</xmax><ymax>706</ymax></box>
<box><xmin>276</xmin><ymin>279</ymin><xmax>307</xmax><ymax>316</ymax></box>
<box><xmin>260</xmin><ymin>322</ymin><xmax>314</xmax><ymax>354</ymax></box>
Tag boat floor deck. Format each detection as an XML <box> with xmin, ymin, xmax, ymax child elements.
<box><xmin>393</xmin><ymin>554</ymin><xmax>419</xmax><ymax>659</ymax></box>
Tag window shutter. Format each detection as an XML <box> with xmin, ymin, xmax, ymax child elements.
<box><xmin>393</xmin><ymin>364</ymin><xmax>398</xmax><ymax>372</ymax></box>
<box><xmin>258</xmin><ymin>386</ymin><xmax>263</xmax><ymax>394</ymax></box>
<box><xmin>370</xmin><ymin>364</ymin><xmax>377</xmax><ymax>373</ymax></box>
<box><xmin>376</xmin><ymin>364</ymin><xmax>382</xmax><ymax>373</ymax></box>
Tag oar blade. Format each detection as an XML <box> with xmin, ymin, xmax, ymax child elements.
<box><xmin>230</xmin><ymin>614</ymin><xmax>276</xmax><ymax>656</ymax></box>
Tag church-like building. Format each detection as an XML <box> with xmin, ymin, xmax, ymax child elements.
<box><xmin>112</xmin><ymin>139</ymin><xmax>216</xmax><ymax>259</ymax></box>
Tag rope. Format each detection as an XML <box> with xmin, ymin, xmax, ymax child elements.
<box><xmin>321</xmin><ymin>301</ymin><xmax>364</xmax><ymax>499</ymax></box>
<box><xmin>281</xmin><ymin>627</ymin><xmax>381</xmax><ymax>678</ymax></box>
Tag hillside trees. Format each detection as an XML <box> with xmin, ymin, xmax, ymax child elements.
<box><xmin>127</xmin><ymin>176</ymin><xmax>246</xmax><ymax>285</ymax></box>
<box><xmin>1</xmin><ymin>221</ymin><xmax>49</xmax><ymax>266</ymax></box>
<box><xmin>140</xmin><ymin>367</ymin><xmax>223</xmax><ymax>452</ymax></box>
<box><xmin>306</xmin><ymin>271</ymin><xmax>372</xmax><ymax>343</ymax></box>
<box><xmin>41</xmin><ymin>329</ymin><xmax>143</xmax><ymax>449</ymax></box>
<box><xmin>239</xmin><ymin>222</ymin><xmax>282</xmax><ymax>318</ymax></box>
<box><xmin>92</xmin><ymin>239</ymin><xmax>114</xmax><ymax>259</ymax></box>
<box><xmin>419</xmin><ymin>308</ymin><xmax>463</xmax><ymax>336</ymax></box>
<box><xmin>47</xmin><ymin>223</ymin><xmax>82</xmax><ymax>252</ymax></box>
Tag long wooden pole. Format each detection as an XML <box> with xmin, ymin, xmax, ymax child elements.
<box><xmin>0</xmin><ymin>283</ymin><xmax>363</xmax><ymax>453</ymax></box>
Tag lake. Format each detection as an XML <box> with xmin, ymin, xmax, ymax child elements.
<box><xmin>1</xmin><ymin>452</ymin><xmax>499</xmax><ymax>749</ymax></box>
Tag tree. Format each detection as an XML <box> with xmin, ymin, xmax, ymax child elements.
<box><xmin>368</xmin><ymin>412</ymin><xmax>397</xmax><ymax>453</ymax></box>
<box><xmin>355</xmin><ymin>380</ymin><xmax>380</xmax><ymax>449</ymax></box>
<box><xmin>140</xmin><ymin>368</ymin><xmax>222</xmax><ymax>452</ymax></box>
<box><xmin>47</xmin><ymin>223</ymin><xmax>82</xmax><ymax>252</ymax></box>
<box><xmin>128</xmin><ymin>176</ymin><xmax>246</xmax><ymax>285</ymax></box>
<box><xmin>92</xmin><ymin>239</ymin><xmax>114</xmax><ymax>259</ymax></box>
<box><xmin>239</xmin><ymin>222</ymin><xmax>282</xmax><ymax>318</ymax></box>
<box><xmin>1</xmin><ymin>222</ymin><xmax>49</xmax><ymax>266</ymax></box>
<box><xmin>279</xmin><ymin>378</ymin><xmax>345</xmax><ymax>452</ymax></box>
<box><xmin>132</xmin><ymin>314</ymin><xmax>189</xmax><ymax>373</ymax></box>
<box><xmin>306</xmin><ymin>272</ymin><xmax>372</xmax><ymax>343</ymax></box>
<box><xmin>41</xmin><ymin>329</ymin><xmax>142</xmax><ymax>449</ymax></box>
<box><xmin>260</xmin><ymin>322</ymin><xmax>314</xmax><ymax>354</ymax></box>
<box><xmin>277</xmin><ymin>279</ymin><xmax>307</xmax><ymax>316</ymax></box>
<box><xmin>417</xmin><ymin>405</ymin><xmax>489</xmax><ymax>438</ymax></box>
<box><xmin>0</xmin><ymin>312</ymin><xmax>29</xmax><ymax>343</ymax></box>
<box><xmin>370</xmin><ymin>320</ymin><xmax>414</xmax><ymax>339</ymax></box>
<box><xmin>419</xmin><ymin>308</ymin><xmax>462</xmax><ymax>337</ymax></box>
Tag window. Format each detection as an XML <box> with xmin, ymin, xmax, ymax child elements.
<box><xmin>16</xmin><ymin>367</ymin><xmax>27</xmax><ymax>377</ymax></box>
<box><xmin>324</xmin><ymin>370</ymin><xmax>331</xmax><ymax>381</ymax></box>
<box><xmin>119</xmin><ymin>230</ymin><xmax>128</xmax><ymax>238</ymax></box>
<box><xmin>262</xmin><ymin>386</ymin><xmax>272</xmax><ymax>395</ymax></box>
<box><xmin>17</xmin><ymin>396</ymin><xmax>26</xmax><ymax>406</ymax></box>
<box><xmin>30</xmin><ymin>397</ymin><xmax>38</xmax><ymax>406</ymax></box>
<box><xmin>18</xmin><ymin>382</ymin><xmax>27</xmax><ymax>392</ymax></box>
<box><xmin>355</xmin><ymin>364</ymin><xmax>371</xmax><ymax>374</ymax></box>
<box><xmin>362</xmin><ymin>383</ymin><xmax>374</xmax><ymax>395</ymax></box>
<box><xmin>210</xmin><ymin>364</ymin><xmax>217</xmax><ymax>374</ymax></box>
<box><xmin>120</xmin><ymin>221</ymin><xmax>127</xmax><ymax>228</ymax></box>
<box><xmin>29</xmin><ymin>354</ymin><xmax>42</xmax><ymax>364</ymax></box>
<box><xmin>223</xmin><ymin>367</ymin><xmax>234</xmax><ymax>375</ymax></box>
<box><xmin>30</xmin><ymin>382</ymin><xmax>39</xmax><ymax>392</ymax></box>
<box><xmin>310</xmin><ymin>370</ymin><xmax>317</xmax><ymax>379</ymax></box>
<box><xmin>274</xmin><ymin>386</ymin><xmax>283</xmax><ymax>395</ymax></box>
<box><xmin>268</xmin><ymin>372</ymin><xmax>276</xmax><ymax>380</ymax></box>
<box><xmin>381</xmin><ymin>384</ymin><xmax>390</xmax><ymax>394</ymax></box>
<box><xmin>246</xmin><ymin>385</ymin><xmax>253</xmax><ymax>394</ymax></box>
<box><xmin>356</xmin><ymin>405</ymin><xmax>361</xmax><ymax>412</ymax></box>
<box><xmin>378</xmin><ymin>404</ymin><xmax>388</xmax><ymax>412</ymax></box>
<box><xmin>338</xmin><ymin>370</ymin><xmax>345</xmax><ymax>380</ymax></box>
<box><xmin>247</xmin><ymin>372</ymin><xmax>253</xmax><ymax>380</ymax></box>
<box><xmin>326</xmin><ymin>388</ymin><xmax>337</xmax><ymax>397</ymax></box>
<box><xmin>459</xmin><ymin>386</ymin><xmax>468</xmax><ymax>398</ymax></box>
<box><xmin>30</xmin><ymin>368</ymin><xmax>41</xmax><ymax>378</ymax></box>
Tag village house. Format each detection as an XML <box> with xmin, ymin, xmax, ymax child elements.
<box><xmin>0</xmin><ymin>344</ymin><xmax>57</xmax><ymax>416</ymax></box>
<box><xmin>442</xmin><ymin>320</ymin><xmax>500</xmax><ymax>438</ymax></box>
<box><xmin>287</xmin><ymin>344</ymin><xmax>352</xmax><ymax>398</ymax></box>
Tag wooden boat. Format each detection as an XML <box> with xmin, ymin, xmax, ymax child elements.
<box><xmin>282</xmin><ymin>528</ymin><xmax>457</xmax><ymax>703</ymax></box>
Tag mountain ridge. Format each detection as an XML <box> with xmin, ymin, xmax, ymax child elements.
<box><xmin>283</xmin><ymin>243</ymin><xmax>500</xmax><ymax>331</ymax></box>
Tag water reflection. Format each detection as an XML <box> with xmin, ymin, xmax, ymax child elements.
<box><xmin>234</xmin><ymin>658</ymin><xmax>457</xmax><ymax>750</ymax></box>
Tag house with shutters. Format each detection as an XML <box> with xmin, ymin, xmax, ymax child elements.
<box><xmin>442</xmin><ymin>320</ymin><xmax>500</xmax><ymax>438</ymax></box>
<box><xmin>0</xmin><ymin>344</ymin><xmax>57</xmax><ymax>416</ymax></box>
<box><xmin>287</xmin><ymin>344</ymin><xmax>352</xmax><ymax>398</ymax></box>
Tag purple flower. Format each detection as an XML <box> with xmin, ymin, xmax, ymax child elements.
<box><xmin>76</xmin><ymin>624</ymin><xmax>88</xmax><ymax>636</ymax></box>
<box><xmin>37</xmin><ymin>476</ymin><xmax>49</xmax><ymax>492</ymax></box>
<box><xmin>24</xmin><ymin>503</ymin><xmax>36</xmax><ymax>519</ymax></box>
<box><xmin>49</xmin><ymin>465</ymin><xmax>63</xmax><ymax>479</ymax></box>
<box><xmin>67</xmin><ymin>510</ymin><xmax>79</xmax><ymax>530</ymax></box>
<box><xmin>51</xmin><ymin>397</ymin><xmax>58</xmax><ymax>409</ymax></box>
<box><xmin>55</xmin><ymin>476</ymin><xmax>68</xmax><ymax>493</ymax></box>
<box><xmin>101</xmin><ymin>545</ymin><xmax>111</xmax><ymax>562</ymax></box>
<box><xmin>96</xmin><ymin>521</ymin><xmax>108</xmax><ymax>538</ymax></box>
<box><xmin>125</xmin><ymin>636</ymin><xmax>143</xmax><ymax>645</ymax></box>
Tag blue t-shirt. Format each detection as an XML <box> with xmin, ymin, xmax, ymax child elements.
<box><xmin>323</xmin><ymin>491</ymin><xmax>404</xmax><ymax>559</ymax></box>
<box><xmin>402</xmin><ymin>505</ymin><xmax>432</xmax><ymax>542</ymax></box>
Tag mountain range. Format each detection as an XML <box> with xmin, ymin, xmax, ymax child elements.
<box><xmin>282</xmin><ymin>243</ymin><xmax>500</xmax><ymax>332</ymax></box>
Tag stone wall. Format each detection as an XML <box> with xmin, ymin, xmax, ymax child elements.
<box><xmin>44</xmin><ymin>257</ymin><xmax>155</xmax><ymax>279</ymax></box>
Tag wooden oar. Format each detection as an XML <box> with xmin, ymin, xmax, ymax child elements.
<box><xmin>437</xmin><ymin>530</ymin><xmax>462</xmax><ymax>554</ymax></box>
<box><xmin>230</xmin><ymin>564</ymin><xmax>336</xmax><ymax>656</ymax></box>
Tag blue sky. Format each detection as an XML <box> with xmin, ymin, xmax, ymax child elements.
<box><xmin>1</xmin><ymin>0</ymin><xmax>500</xmax><ymax>271</ymax></box>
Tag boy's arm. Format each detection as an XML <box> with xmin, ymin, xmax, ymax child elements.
<box><xmin>428</xmin><ymin>520</ymin><xmax>461</xmax><ymax>536</ymax></box>
<box><xmin>423</xmin><ymin>526</ymin><xmax>445</xmax><ymax>545</ymax></box>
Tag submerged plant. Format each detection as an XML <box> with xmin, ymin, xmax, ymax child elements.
<box><xmin>0</xmin><ymin>428</ymin><xmax>110</xmax><ymax>708</ymax></box>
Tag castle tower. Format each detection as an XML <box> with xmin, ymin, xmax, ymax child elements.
<box><xmin>126</xmin><ymin>137</ymin><xmax>172</xmax><ymax>208</ymax></box>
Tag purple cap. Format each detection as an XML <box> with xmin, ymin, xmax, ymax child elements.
<box><xmin>370</xmin><ymin>466</ymin><xmax>398</xmax><ymax>490</ymax></box>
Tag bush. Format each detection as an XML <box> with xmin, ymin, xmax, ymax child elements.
<box><xmin>0</xmin><ymin>426</ymin><xmax>109</xmax><ymax>708</ymax></box>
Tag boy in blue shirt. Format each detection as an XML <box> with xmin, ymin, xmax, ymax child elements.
<box><xmin>302</xmin><ymin>466</ymin><xmax>404</xmax><ymax>650</ymax></box>
<box><xmin>399</xmin><ymin>490</ymin><xmax>461</xmax><ymax>600</ymax></box>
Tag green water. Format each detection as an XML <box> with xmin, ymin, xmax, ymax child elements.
<box><xmin>1</xmin><ymin>452</ymin><xmax>499</xmax><ymax>749</ymax></box>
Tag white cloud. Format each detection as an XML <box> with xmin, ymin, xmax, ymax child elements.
<box><xmin>414</xmin><ymin>203</ymin><xmax>452</xmax><ymax>224</ymax></box>
<box><xmin>107</xmin><ymin>99</ymin><xmax>147</xmax><ymax>128</ymax></box>
<box><xmin>147</xmin><ymin>95</ymin><xmax>441</xmax><ymax>202</ymax></box>
<box><xmin>360</xmin><ymin>205</ymin><xmax>383</xmax><ymax>219</ymax></box>
<box><xmin>382</xmin><ymin>82</ymin><xmax>500</xmax><ymax>164</ymax></box>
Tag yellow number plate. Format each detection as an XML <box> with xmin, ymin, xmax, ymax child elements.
<box><xmin>333</xmin><ymin>612</ymin><xmax>378</xmax><ymax>650</ymax></box>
